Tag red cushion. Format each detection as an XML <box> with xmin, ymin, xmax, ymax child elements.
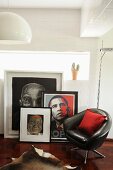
<box><xmin>78</xmin><ymin>109</ymin><xmax>107</xmax><ymax>135</ymax></box>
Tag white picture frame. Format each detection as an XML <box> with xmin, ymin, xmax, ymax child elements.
<box><xmin>4</xmin><ymin>70</ymin><xmax>63</xmax><ymax>138</ymax></box>
<box><xmin>20</xmin><ymin>108</ymin><xmax>51</xmax><ymax>142</ymax></box>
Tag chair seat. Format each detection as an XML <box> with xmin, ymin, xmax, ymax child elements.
<box><xmin>66</xmin><ymin>129</ymin><xmax>90</xmax><ymax>144</ymax></box>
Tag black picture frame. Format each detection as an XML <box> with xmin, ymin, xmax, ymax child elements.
<box><xmin>43</xmin><ymin>91</ymin><xmax>78</xmax><ymax>141</ymax></box>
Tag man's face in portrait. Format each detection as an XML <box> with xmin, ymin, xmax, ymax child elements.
<box><xmin>27</xmin><ymin>115</ymin><xmax>43</xmax><ymax>135</ymax></box>
<box><xmin>49</xmin><ymin>97</ymin><xmax>68</xmax><ymax>122</ymax></box>
<box><xmin>20</xmin><ymin>83</ymin><xmax>45</xmax><ymax>107</ymax></box>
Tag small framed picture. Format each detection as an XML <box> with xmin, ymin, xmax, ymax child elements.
<box><xmin>43</xmin><ymin>91</ymin><xmax>78</xmax><ymax>141</ymax></box>
<box><xmin>20</xmin><ymin>108</ymin><xmax>51</xmax><ymax>142</ymax></box>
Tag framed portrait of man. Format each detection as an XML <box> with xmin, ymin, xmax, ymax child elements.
<box><xmin>43</xmin><ymin>91</ymin><xmax>78</xmax><ymax>141</ymax></box>
<box><xmin>4</xmin><ymin>70</ymin><xmax>63</xmax><ymax>138</ymax></box>
<box><xmin>20</xmin><ymin>108</ymin><xmax>51</xmax><ymax>142</ymax></box>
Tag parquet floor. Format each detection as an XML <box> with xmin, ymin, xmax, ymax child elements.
<box><xmin>0</xmin><ymin>135</ymin><xmax>113</xmax><ymax>170</ymax></box>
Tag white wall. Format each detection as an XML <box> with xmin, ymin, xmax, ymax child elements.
<box><xmin>0</xmin><ymin>9</ymin><xmax>98</xmax><ymax>136</ymax></box>
<box><xmin>63</xmin><ymin>80</ymin><xmax>90</xmax><ymax>112</ymax></box>
<box><xmin>97</xmin><ymin>28</ymin><xmax>113</xmax><ymax>138</ymax></box>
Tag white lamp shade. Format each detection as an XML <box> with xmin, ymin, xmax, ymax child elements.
<box><xmin>0</xmin><ymin>12</ymin><xmax>32</xmax><ymax>44</ymax></box>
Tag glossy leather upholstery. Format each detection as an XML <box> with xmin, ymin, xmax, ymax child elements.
<box><xmin>63</xmin><ymin>108</ymin><xmax>112</xmax><ymax>163</ymax></box>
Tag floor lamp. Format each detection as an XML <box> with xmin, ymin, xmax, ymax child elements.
<box><xmin>97</xmin><ymin>48</ymin><xmax>113</xmax><ymax>109</ymax></box>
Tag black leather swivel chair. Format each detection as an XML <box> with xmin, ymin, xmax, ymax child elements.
<box><xmin>63</xmin><ymin>108</ymin><xmax>112</xmax><ymax>164</ymax></box>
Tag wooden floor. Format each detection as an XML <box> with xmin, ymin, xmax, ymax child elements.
<box><xmin>0</xmin><ymin>135</ymin><xmax>113</xmax><ymax>170</ymax></box>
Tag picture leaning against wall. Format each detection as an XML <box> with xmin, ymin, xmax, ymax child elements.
<box><xmin>43</xmin><ymin>91</ymin><xmax>78</xmax><ymax>141</ymax></box>
<box><xmin>4</xmin><ymin>71</ymin><xmax>63</xmax><ymax>138</ymax></box>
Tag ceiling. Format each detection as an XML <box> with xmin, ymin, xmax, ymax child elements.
<box><xmin>0</xmin><ymin>0</ymin><xmax>84</xmax><ymax>9</ymax></box>
<box><xmin>80</xmin><ymin>0</ymin><xmax>113</xmax><ymax>37</ymax></box>
<box><xmin>0</xmin><ymin>0</ymin><xmax>113</xmax><ymax>37</ymax></box>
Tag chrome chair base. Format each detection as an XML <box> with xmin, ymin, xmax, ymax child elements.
<box><xmin>84</xmin><ymin>149</ymin><xmax>105</xmax><ymax>164</ymax></box>
<box><xmin>71</xmin><ymin>148</ymin><xmax>105</xmax><ymax>164</ymax></box>
<box><xmin>93</xmin><ymin>149</ymin><xmax>105</xmax><ymax>158</ymax></box>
